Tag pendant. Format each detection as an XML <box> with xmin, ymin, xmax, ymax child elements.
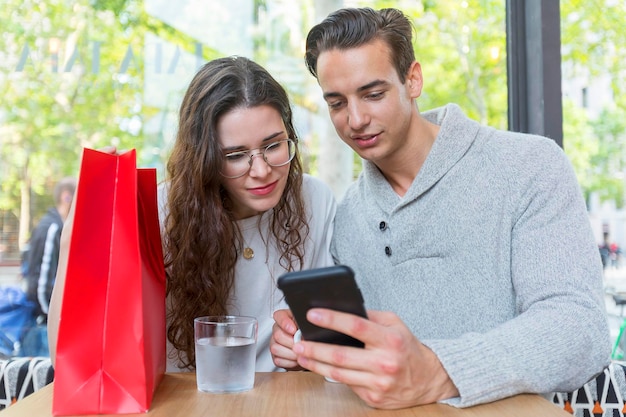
<box><xmin>243</xmin><ymin>247</ymin><xmax>254</xmax><ymax>260</ymax></box>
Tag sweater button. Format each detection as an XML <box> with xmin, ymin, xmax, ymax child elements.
<box><xmin>379</xmin><ymin>221</ymin><xmax>387</xmax><ymax>231</ymax></box>
<box><xmin>385</xmin><ymin>246</ymin><xmax>392</xmax><ymax>256</ymax></box>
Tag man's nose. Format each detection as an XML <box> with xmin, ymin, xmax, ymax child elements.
<box><xmin>347</xmin><ymin>101</ymin><xmax>369</xmax><ymax>130</ymax></box>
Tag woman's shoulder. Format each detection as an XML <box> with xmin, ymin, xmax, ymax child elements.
<box><xmin>301</xmin><ymin>174</ymin><xmax>337</xmax><ymax>218</ymax></box>
<box><xmin>302</xmin><ymin>174</ymin><xmax>335</xmax><ymax>199</ymax></box>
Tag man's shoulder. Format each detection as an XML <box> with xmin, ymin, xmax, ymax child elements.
<box><xmin>426</xmin><ymin>103</ymin><xmax>563</xmax><ymax>155</ymax></box>
<box><xmin>483</xmin><ymin>128</ymin><xmax>567</xmax><ymax>168</ymax></box>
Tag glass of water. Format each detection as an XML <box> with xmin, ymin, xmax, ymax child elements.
<box><xmin>194</xmin><ymin>315</ymin><xmax>258</xmax><ymax>393</ymax></box>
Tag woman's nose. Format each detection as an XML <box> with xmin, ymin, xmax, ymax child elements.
<box><xmin>247</xmin><ymin>153</ymin><xmax>271</xmax><ymax>177</ymax></box>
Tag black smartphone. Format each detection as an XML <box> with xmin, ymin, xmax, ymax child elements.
<box><xmin>277</xmin><ymin>265</ymin><xmax>367</xmax><ymax>348</ymax></box>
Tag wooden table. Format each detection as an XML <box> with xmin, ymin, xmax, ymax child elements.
<box><xmin>0</xmin><ymin>372</ymin><xmax>570</xmax><ymax>417</ymax></box>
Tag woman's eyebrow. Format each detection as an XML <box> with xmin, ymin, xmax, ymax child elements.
<box><xmin>221</xmin><ymin>131</ymin><xmax>286</xmax><ymax>152</ymax></box>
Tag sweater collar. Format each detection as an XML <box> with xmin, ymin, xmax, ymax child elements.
<box><xmin>363</xmin><ymin>103</ymin><xmax>481</xmax><ymax>212</ymax></box>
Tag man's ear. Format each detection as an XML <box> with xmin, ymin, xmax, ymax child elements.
<box><xmin>406</xmin><ymin>61</ymin><xmax>424</xmax><ymax>98</ymax></box>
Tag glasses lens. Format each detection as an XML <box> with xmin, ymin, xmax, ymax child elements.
<box><xmin>220</xmin><ymin>139</ymin><xmax>296</xmax><ymax>178</ymax></box>
<box><xmin>222</xmin><ymin>151</ymin><xmax>250</xmax><ymax>178</ymax></box>
<box><xmin>265</xmin><ymin>140</ymin><xmax>295</xmax><ymax>167</ymax></box>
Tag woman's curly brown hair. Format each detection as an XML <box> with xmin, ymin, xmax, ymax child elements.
<box><xmin>164</xmin><ymin>57</ymin><xmax>307</xmax><ymax>369</ymax></box>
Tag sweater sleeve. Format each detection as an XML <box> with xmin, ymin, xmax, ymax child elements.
<box><xmin>423</xmin><ymin>139</ymin><xmax>611</xmax><ymax>407</ymax></box>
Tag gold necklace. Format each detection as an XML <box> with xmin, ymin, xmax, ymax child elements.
<box><xmin>243</xmin><ymin>247</ymin><xmax>254</xmax><ymax>260</ymax></box>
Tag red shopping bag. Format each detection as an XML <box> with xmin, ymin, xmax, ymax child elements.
<box><xmin>53</xmin><ymin>148</ymin><xmax>166</xmax><ymax>415</ymax></box>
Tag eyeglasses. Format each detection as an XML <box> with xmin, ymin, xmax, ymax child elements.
<box><xmin>220</xmin><ymin>139</ymin><xmax>297</xmax><ymax>179</ymax></box>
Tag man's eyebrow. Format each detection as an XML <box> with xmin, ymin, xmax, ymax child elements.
<box><xmin>323</xmin><ymin>79</ymin><xmax>389</xmax><ymax>101</ymax></box>
<box><xmin>357</xmin><ymin>79</ymin><xmax>388</xmax><ymax>92</ymax></box>
<box><xmin>323</xmin><ymin>91</ymin><xmax>342</xmax><ymax>101</ymax></box>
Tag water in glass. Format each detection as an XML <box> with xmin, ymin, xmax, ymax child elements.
<box><xmin>195</xmin><ymin>335</ymin><xmax>255</xmax><ymax>393</ymax></box>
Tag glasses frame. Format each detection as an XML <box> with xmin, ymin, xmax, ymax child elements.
<box><xmin>220</xmin><ymin>138</ymin><xmax>297</xmax><ymax>179</ymax></box>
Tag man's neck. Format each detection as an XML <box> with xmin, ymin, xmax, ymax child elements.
<box><xmin>376</xmin><ymin>118</ymin><xmax>440</xmax><ymax>197</ymax></box>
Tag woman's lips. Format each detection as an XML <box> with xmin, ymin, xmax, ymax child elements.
<box><xmin>248</xmin><ymin>180</ymin><xmax>278</xmax><ymax>196</ymax></box>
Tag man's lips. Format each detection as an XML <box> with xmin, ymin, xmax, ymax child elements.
<box><xmin>248</xmin><ymin>180</ymin><xmax>278</xmax><ymax>196</ymax></box>
<box><xmin>351</xmin><ymin>133</ymin><xmax>380</xmax><ymax>148</ymax></box>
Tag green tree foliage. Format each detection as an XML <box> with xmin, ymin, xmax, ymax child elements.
<box><xmin>588</xmin><ymin>107</ymin><xmax>626</xmax><ymax>207</ymax></box>
<box><xmin>1</xmin><ymin>0</ymin><xmax>146</xmax><ymax>249</ymax></box>
<box><xmin>0</xmin><ymin>0</ymin><xmax>220</xmax><ymax>254</ymax></box>
<box><xmin>409</xmin><ymin>0</ymin><xmax>507</xmax><ymax>129</ymax></box>
<box><xmin>561</xmin><ymin>0</ymin><xmax>626</xmax><ymax>206</ymax></box>
<box><xmin>562</xmin><ymin>99</ymin><xmax>603</xmax><ymax>203</ymax></box>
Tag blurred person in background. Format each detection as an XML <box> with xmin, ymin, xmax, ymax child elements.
<box><xmin>25</xmin><ymin>177</ymin><xmax>77</xmax><ymax>321</ymax></box>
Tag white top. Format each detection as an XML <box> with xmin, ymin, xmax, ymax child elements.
<box><xmin>158</xmin><ymin>174</ymin><xmax>336</xmax><ymax>372</ymax></box>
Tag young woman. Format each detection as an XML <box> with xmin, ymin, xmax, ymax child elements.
<box><xmin>48</xmin><ymin>56</ymin><xmax>336</xmax><ymax>372</ymax></box>
<box><xmin>161</xmin><ymin>56</ymin><xmax>336</xmax><ymax>371</ymax></box>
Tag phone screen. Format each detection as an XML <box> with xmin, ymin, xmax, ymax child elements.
<box><xmin>277</xmin><ymin>265</ymin><xmax>367</xmax><ymax>347</ymax></box>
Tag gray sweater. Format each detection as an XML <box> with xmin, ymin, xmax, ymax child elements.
<box><xmin>331</xmin><ymin>103</ymin><xmax>611</xmax><ymax>407</ymax></box>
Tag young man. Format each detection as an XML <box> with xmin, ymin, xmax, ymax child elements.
<box><xmin>271</xmin><ymin>7</ymin><xmax>610</xmax><ymax>409</ymax></box>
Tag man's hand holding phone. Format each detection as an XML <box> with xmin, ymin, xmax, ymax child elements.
<box><xmin>270</xmin><ymin>265</ymin><xmax>459</xmax><ymax>409</ymax></box>
<box><xmin>272</xmin><ymin>307</ymin><xmax>459</xmax><ymax>409</ymax></box>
